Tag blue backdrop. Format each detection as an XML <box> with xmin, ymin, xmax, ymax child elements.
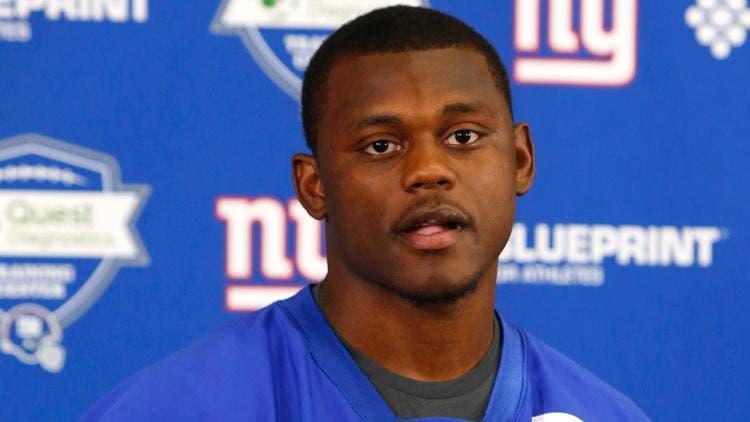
<box><xmin>1</xmin><ymin>0</ymin><xmax>748</xmax><ymax>420</ymax></box>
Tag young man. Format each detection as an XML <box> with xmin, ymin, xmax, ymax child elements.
<box><xmin>85</xmin><ymin>6</ymin><xmax>649</xmax><ymax>421</ymax></box>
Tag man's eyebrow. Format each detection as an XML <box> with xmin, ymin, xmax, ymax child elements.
<box><xmin>354</xmin><ymin>114</ymin><xmax>404</xmax><ymax>130</ymax></box>
<box><xmin>442</xmin><ymin>101</ymin><xmax>494</xmax><ymax>118</ymax></box>
<box><xmin>352</xmin><ymin>102</ymin><xmax>493</xmax><ymax>131</ymax></box>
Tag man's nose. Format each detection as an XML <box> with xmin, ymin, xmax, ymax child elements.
<box><xmin>400</xmin><ymin>140</ymin><xmax>457</xmax><ymax>192</ymax></box>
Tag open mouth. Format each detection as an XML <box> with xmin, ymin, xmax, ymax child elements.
<box><xmin>395</xmin><ymin>208</ymin><xmax>471</xmax><ymax>251</ymax></box>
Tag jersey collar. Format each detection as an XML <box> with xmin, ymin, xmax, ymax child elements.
<box><xmin>279</xmin><ymin>286</ymin><xmax>526</xmax><ymax>422</ymax></box>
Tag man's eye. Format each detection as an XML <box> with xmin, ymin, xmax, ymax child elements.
<box><xmin>364</xmin><ymin>140</ymin><xmax>400</xmax><ymax>155</ymax></box>
<box><xmin>445</xmin><ymin>129</ymin><xmax>480</xmax><ymax>145</ymax></box>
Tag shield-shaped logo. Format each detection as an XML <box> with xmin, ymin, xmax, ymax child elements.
<box><xmin>211</xmin><ymin>0</ymin><xmax>430</xmax><ymax>99</ymax></box>
<box><xmin>0</xmin><ymin>134</ymin><xmax>149</xmax><ymax>372</ymax></box>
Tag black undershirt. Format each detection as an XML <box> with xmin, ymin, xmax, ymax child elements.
<box><xmin>311</xmin><ymin>284</ymin><xmax>501</xmax><ymax>421</ymax></box>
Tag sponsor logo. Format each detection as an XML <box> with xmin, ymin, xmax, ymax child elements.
<box><xmin>217</xmin><ymin>196</ymin><xmax>728</xmax><ymax>310</ymax></box>
<box><xmin>0</xmin><ymin>0</ymin><xmax>148</xmax><ymax>42</ymax></box>
<box><xmin>498</xmin><ymin>223</ymin><xmax>726</xmax><ymax>286</ymax></box>
<box><xmin>513</xmin><ymin>0</ymin><xmax>638</xmax><ymax>86</ymax></box>
<box><xmin>685</xmin><ymin>0</ymin><xmax>750</xmax><ymax>59</ymax></box>
<box><xmin>211</xmin><ymin>0</ymin><xmax>428</xmax><ymax>99</ymax></box>
<box><xmin>0</xmin><ymin>134</ymin><xmax>148</xmax><ymax>372</ymax></box>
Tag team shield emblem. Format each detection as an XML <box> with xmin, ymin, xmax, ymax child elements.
<box><xmin>0</xmin><ymin>134</ymin><xmax>149</xmax><ymax>372</ymax></box>
<box><xmin>211</xmin><ymin>0</ymin><xmax>429</xmax><ymax>98</ymax></box>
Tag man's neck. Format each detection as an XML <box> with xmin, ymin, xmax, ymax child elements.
<box><xmin>318</xmin><ymin>263</ymin><xmax>497</xmax><ymax>382</ymax></box>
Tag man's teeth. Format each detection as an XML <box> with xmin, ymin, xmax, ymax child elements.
<box><xmin>413</xmin><ymin>225</ymin><xmax>447</xmax><ymax>235</ymax></box>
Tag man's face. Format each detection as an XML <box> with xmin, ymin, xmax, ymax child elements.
<box><xmin>301</xmin><ymin>47</ymin><xmax>533</xmax><ymax>302</ymax></box>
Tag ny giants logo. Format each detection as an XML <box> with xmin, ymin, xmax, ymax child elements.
<box><xmin>216</xmin><ymin>196</ymin><xmax>325</xmax><ymax>311</ymax></box>
<box><xmin>513</xmin><ymin>0</ymin><xmax>638</xmax><ymax>86</ymax></box>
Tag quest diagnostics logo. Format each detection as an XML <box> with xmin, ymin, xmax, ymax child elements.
<box><xmin>0</xmin><ymin>134</ymin><xmax>149</xmax><ymax>372</ymax></box>
<box><xmin>211</xmin><ymin>0</ymin><xmax>428</xmax><ymax>99</ymax></box>
<box><xmin>0</xmin><ymin>0</ymin><xmax>148</xmax><ymax>42</ymax></box>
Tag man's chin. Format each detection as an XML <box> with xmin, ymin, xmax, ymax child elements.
<box><xmin>379</xmin><ymin>272</ymin><xmax>484</xmax><ymax>307</ymax></box>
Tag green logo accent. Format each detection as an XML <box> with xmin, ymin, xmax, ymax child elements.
<box><xmin>262</xmin><ymin>0</ymin><xmax>277</xmax><ymax>7</ymax></box>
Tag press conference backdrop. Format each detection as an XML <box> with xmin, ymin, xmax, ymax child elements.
<box><xmin>1</xmin><ymin>0</ymin><xmax>748</xmax><ymax>420</ymax></box>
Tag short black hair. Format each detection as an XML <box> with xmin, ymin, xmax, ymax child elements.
<box><xmin>301</xmin><ymin>5</ymin><xmax>513</xmax><ymax>153</ymax></box>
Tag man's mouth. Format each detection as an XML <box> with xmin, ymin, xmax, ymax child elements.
<box><xmin>395</xmin><ymin>208</ymin><xmax>471</xmax><ymax>251</ymax></box>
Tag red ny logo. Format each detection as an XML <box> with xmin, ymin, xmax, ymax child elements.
<box><xmin>514</xmin><ymin>0</ymin><xmax>638</xmax><ymax>87</ymax></box>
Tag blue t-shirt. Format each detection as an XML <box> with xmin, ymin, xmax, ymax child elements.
<box><xmin>84</xmin><ymin>287</ymin><xmax>650</xmax><ymax>421</ymax></box>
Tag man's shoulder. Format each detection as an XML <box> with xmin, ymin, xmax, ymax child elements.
<box><xmin>83</xmin><ymin>302</ymin><xmax>301</xmax><ymax>421</ymax></box>
<box><xmin>516</xmin><ymin>326</ymin><xmax>650</xmax><ymax>421</ymax></box>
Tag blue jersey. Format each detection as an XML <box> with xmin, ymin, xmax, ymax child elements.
<box><xmin>84</xmin><ymin>287</ymin><xmax>649</xmax><ymax>421</ymax></box>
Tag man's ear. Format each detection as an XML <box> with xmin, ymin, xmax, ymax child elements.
<box><xmin>513</xmin><ymin>123</ymin><xmax>536</xmax><ymax>196</ymax></box>
<box><xmin>292</xmin><ymin>153</ymin><xmax>326</xmax><ymax>219</ymax></box>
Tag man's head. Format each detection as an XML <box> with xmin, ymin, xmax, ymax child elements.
<box><xmin>301</xmin><ymin>6</ymin><xmax>513</xmax><ymax>154</ymax></box>
<box><xmin>293</xmin><ymin>6</ymin><xmax>534</xmax><ymax>305</ymax></box>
